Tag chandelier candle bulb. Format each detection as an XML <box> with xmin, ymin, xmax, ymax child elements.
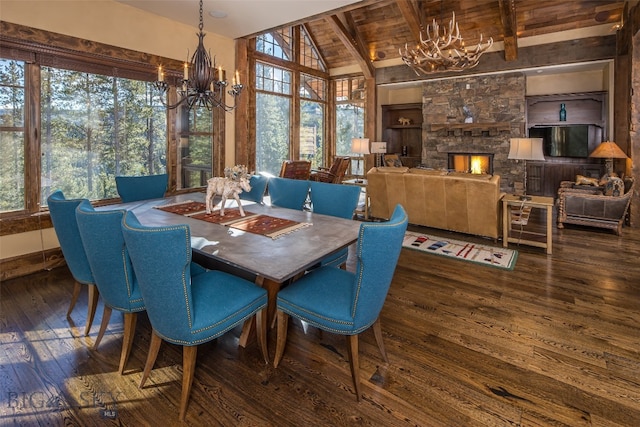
<box><xmin>235</xmin><ymin>70</ymin><xmax>240</xmax><ymax>85</ymax></box>
<box><xmin>183</xmin><ymin>63</ymin><xmax>189</xmax><ymax>80</ymax></box>
<box><xmin>158</xmin><ymin>66</ymin><xmax>163</xmax><ymax>82</ymax></box>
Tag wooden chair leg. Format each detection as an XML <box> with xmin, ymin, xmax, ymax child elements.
<box><xmin>67</xmin><ymin>281</ymin><xmax>81</xmax><ymax>318</ymax></box>
<box><xmin>372</xmin><ymin>318</ymin><xmax>389</xmax><ymax>363</ymax></box>
<box><xmin>346</xmin><ymin>334</ymin><xmax>361</xmax><ymax>401</ymax></box>
<box><xmin>273</xmin><ymin>311</ymin><xmax>289</xmax><ymax>368</ymax></box>
<box><xmin>118</xmin><ymin>313</ymin><xmax>137</xmax><ymax>374</ymax></box>
<box><xmin>256</xmin><ymin>308</ymin><xmax>269</xmax><ymax>364</ymax></box>
<box><xmin>139</xmin><ymin>330</ymin><xmax>162</xmax><ymax>388</ymax></box>
<box><xmin>179</xmin><ymin>345</ymin><xmax>198</xmax><ymax>421</ymax></box>
<box><xmin>84</xmin><ymin>284</ymin><xmax>99</xmax><ymax>336</ymax></box>
<box><xmin>93</xmin><ymin>306</ymin><xmax>112</xmax><ymax>350</ymax></box>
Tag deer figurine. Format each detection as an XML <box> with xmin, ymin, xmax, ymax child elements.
<box><xmin>205</xmin><ymin>166</ymin><xmax>252</xmax><ymax>217</ymax></box>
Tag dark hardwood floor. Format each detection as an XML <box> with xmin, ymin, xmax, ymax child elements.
<box><xmin>1</xmin><ymin>210</ymin><xmax>639</xmax><ymax>426</ymax></box>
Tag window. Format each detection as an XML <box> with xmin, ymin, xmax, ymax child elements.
<box><xmin>299</xmin><ymin>27</ymin><xmax>326</xmax><ymax>71</ymax></box>
<box><xmin>253</xmin><ymin>26</ymin><xmax>333</xmax><ymax>175</ymax></box>
<box><xmin>255</xmin><ymin>62</ymin><xmax>292</xmax><ymax>175</ymax></box>
<box><xmin>40</xmin><ymin>67</ymin><xmax>166</xmax><ymax>205</ymax></box>
<box><xmin>256</xmin><ymin>28</ymin><xmax>292</xmax><ymax>60</ymax></box>
<box><xmin>0</xmin><ymin>59</ymin><xmax>26</xmax><ymax>212</ymax></box>
<box><xmin>335</xmin><ymin>76</ymin><xmax>365</xmax><ymax>157</ymax></box>
<box><xmin>179</xmin><ymin>106</ymin><xmax>213</xmax><ymax>188</ymax></box>
<box><xmin>300</xmin><ymin>73</ymin><xmax>326</xmax><ymax>168</ymax></box>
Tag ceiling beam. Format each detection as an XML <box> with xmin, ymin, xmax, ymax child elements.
<box><xmin>326</xmin><ymin>12</ymin><xmax>375</xmax><ymax>78</ymax></box>
<box><xmin>498</xmin><ymin>0</ymin><xmax>518</xmax><ymax>61</ymax></box>
<box><xmin>395</xmin><ymin>0</ymin><xmax>422</xmax><ymax>44</ymax></box>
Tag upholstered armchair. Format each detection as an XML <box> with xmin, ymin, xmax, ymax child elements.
<box><xmin>274</xmin><ymin>205</ymin><xmax>408</xmax><ymax>400</ymax></box>
<box><xmin>76</xmin><ymin>200</ymin><xmax>146</xmax><ymax>374</ymax></box>
<box><xmin>47</xmin><ymin>191</ymin><xmax>99</xmax><ymax>336</ymax></box>
<box><xmin>309</xmin><ymin>181</ymin><xmax>361</xmax><ymax>268</ymax></box>
<box><xmin>557</xmin><ymin>177</ymin><xmax>634</xmax><ymax>235</ymax></box>
<box><xmin>115</xmin><ymin>173</ymin><xmax>168</xmax><ymax>202</ymax></box>
<box><xmin>309</xmin><ymin>156</ymin><xmax>351</xmax><ymax>183</ymax></box>
<box><xmin>267</xmin><ymin>177</ymin><xmax>310</xmax><ymax>210</ymax></box>
<box><xmin>121</xmin><ymin>211</ymin><xmax>268</xmax><ymax>421</ymax></box>
<box><xmin>279</xmin><ymin>160</ymin><xmax>312</xmax><ymax>180</ymax></box>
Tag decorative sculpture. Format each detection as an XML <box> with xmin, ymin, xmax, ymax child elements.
<box><xmin>205</xmin><ymin>165</ymin><xmax>252</xmax><ymax>216</ymax></box>
<box><xmin>398</xmin><ymin>117</ymin><xmax>411</xmax><ymax>126</ymax></box>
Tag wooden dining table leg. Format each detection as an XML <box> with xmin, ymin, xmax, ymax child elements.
<box><xmin>239</xmin><ymin>276</ymin><xmax>282</xmax><ymax>348</ymax></box>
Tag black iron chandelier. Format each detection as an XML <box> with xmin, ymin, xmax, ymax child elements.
<box><xmin>154</xmin><ymin>0</ymin><xmax>243</xmax><ymax>111</ymax></box>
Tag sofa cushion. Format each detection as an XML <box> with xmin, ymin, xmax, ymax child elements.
<box><xmin>374</xmin><ymin>166</ymin><xmax>409</xmax><ymax>173</ymax></box>
<box><xmin>604</xmin><ymin>176</ymin><xmax>625</xmax><ymax>196</ymax></box>
<box><xmin>408</xmin><ymin>168</ymin><xmax>447</xmax><ymax>176</ymax></box>
<box><xmin>447</xmin><ymin>171</ymin><xmax>492</xmax><ymax>180</ymax></box>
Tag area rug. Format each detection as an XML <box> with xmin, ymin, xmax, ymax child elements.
<box><xmin>402</xmin><ymin>231</ymin><xmax>518</xmax><ymax>270</ymax></box>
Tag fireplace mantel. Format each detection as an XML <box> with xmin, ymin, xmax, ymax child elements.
<box><xmin>430</xmin><ymin>122</ymin><xmax>512</xmax><ymax>136</ymax></box>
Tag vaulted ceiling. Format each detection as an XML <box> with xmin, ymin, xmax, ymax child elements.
<box><xmin>121</xmin><ymin>0</ymin><xmax>629</xmax><ymax>75</ymax></box>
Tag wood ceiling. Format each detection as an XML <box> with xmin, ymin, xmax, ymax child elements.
<box><xmin>272</xmin><ymin>0</ymin><xmax>628</xmax><ymax>75</ymax></box>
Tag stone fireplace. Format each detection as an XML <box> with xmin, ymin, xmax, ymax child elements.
<box><xmin>420</xmin><ymin>73</ymin><xmax>526</xmax><ymax>192</ymax></box>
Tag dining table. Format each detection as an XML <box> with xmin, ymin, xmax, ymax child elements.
<box><xmin>103</xmin><ymin>192</ymin><xmax>362</xmax><ymax>346</ymax></box>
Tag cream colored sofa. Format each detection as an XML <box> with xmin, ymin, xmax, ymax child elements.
<box><xmin>367</xmin><ymin>167</ymin><xmax>504</xmax><ymax>239</ymax></box>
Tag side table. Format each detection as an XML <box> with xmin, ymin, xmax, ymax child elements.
<box><xmin>342</xmin><ymin>178</ymin><xmax>368</xmax><ymax>220</ymax></box>
<box><xmin>502</xmin><ymin>194</ymin><xmax>554</xmax><ymax>254</ymax></box>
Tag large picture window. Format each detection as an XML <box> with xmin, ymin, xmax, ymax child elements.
<box><xmin>40</xmin><ymin>67</ymin><xmax>166</xmax><ymax>205</ymax></box>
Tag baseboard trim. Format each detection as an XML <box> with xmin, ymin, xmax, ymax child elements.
<box><xmin>1</xmin><ymin>248</ymin><xmax>66</xmax><ymax>281</ymax></box>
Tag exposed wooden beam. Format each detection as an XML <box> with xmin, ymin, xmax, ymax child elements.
<box><xmin>498</xmin><ymin>0</ymin><xmax>518</xmax><ymax>61</ymax></box>
<box><xmin>325</xmin><ymin>13</ymin><xmax>374</xmax><ymax>78</ymax></box>
<box><xmin>395</xmin><ymin>0</ymin><xmax>422</xmax><ymax>44</ymax></box>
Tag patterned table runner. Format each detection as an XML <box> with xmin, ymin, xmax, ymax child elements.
<box><xmin>155</xmin><ymin>200</ymin><xmax>309</xmax><ymax>238</ymax></box>
<box><xmin>155</xmin><ymin>200</ymin><xmax>206</xmax><ymax>216</ymax></box>
<box><xmin>229</xmin><ymin>214</ymin><xmax>311</xmax><ymax>239</ymax></box>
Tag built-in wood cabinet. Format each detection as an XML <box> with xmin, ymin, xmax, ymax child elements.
<box><xmin>382</xmin><ymin>103</ymin><xmax>422</xmax><ymax>167</ymax></box>
<box><xmin>526</xmin><ymin>160</ymin><xmax>604</xmax><ymax>197</ymax></box>
<box><xmin>525</xmin><ymin>92</ymin><xmax>607</xmax><ymax>196</ymax></box>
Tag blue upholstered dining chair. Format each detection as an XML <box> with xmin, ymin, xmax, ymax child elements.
<box><xmin>115</xmin><ymin>173</ymin><xmax>168</xmax><ymax>202</ymax></box>
<box><xmin>75</xmin><ymin>200</ymin><xmax>146</xmax><ymax>374</ymax></box>
<box><xmin>47</xmin><ymin>190</ymin><xmax>99</xmax><ymax>336</ymax></box>
<box><xmin>267</xmin><ymin>177</ymin><xmax>310</xmax><ymax>210</ymax></box>
<box><xmin>239</xmin><ymin>174</ymin><xmax>270</xmax><ymax>204</ymax></box>
<box><xmin>121</xmin><ymin>211</ymin><xmax>269</xmax><ymax>421</ymax></box>
<box><xmin>309</xmin><ymin>181</ymin><xmax>361</xmax><ymax>268</ymax></box>
<box><xmin>274</xmin><ymin>204</ymin><xmax>408</xmax><ymax>401</ymax></box>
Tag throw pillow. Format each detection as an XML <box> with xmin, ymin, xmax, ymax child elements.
<box><xmin>604</xmin><ymin>176</ymin><xmax>625</xmax><ymax>196</ymax></box>
<box><xmin>385</xmin><ymin>158</ymin><xmax>403</xmax><ymax>167</ymax></box>
<box><xmin>575</xmin><ymin>175</ymin><xmax>599</xmax><ymax>186</ymax></box>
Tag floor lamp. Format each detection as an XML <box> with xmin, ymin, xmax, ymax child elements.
<box><xmin>588</xmin><ymin>141</ymin><xmax>628</xmax><ymax>176</ymax></box>
<box><xmin>508</xmin><ymin>138</ymin><xmax>545</xmax><ymax>200</ymax></box>
<box><xmin>351</xmin><ymin>138</ymin><xmax>370</xmax><ymax>182</ymax></box>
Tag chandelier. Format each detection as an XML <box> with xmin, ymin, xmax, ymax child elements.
<box><xmin>154</xmin><ymin>0</ymin><xmax>243</xmax><ymax>110</ymax></box>
<box><xmin>400</xmin><ymin>11</ymin><xmax>493</xmax><ymax>74</ymax></box>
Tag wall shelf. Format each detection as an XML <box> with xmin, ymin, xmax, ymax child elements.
<box><xmin>430</xmin><ymin>122</ymin><xmax>512</xmax><ymax>136</ymax></box>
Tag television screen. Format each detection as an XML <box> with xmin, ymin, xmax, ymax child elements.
<box><xmin>528</xmin><ymin>125</ymin><xmax>602</xmax><ymax>158</ymax></box>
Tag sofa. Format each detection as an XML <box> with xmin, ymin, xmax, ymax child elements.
<box><xmin>367</xmin><ymin>167</ymin><xmax>503</xmax><ymax>239</ymax></box>
<box><xmin>557</xmin><ymin>177</ymin><xmax>634</xmax><ymax>235</ymax></box>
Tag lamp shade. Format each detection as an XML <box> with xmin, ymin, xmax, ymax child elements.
<box><xmin>508</xmin><ymin>138</ymin><xmax>545</xmax><ymax>161</ymax></box>
<box><xmin>589</xmin><ymin>141</ymin><xmax>627</xmax><ymax>159</ymax></box>
<box><xmin>351</xmin><ymin>138</ymin><xmax>370</xmax><ymax>155</ymax></box>
<box><xmin>370</xmin><ymin>142</ymin><xmax>387</xmax><ymax>154</ymax></box>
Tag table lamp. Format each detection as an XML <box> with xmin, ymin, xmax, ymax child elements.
<box><xmin>588</xmin><ymin>141</ymin><xmax>627</xmax><ymax>176</ymax></box>
<box><xmin>370</xmin><ymin>141</ymin><xmax>387</xmax><ymax>168</ymax></box>
<box><xmin>508</xmin><ymin>137</ymin><xmax>545</xmax><ymax>200</ymax></box>
<box><xmin>351</xmin><ymin>137</ymin><xmax>370</xmax><ymax>182</ymax></box>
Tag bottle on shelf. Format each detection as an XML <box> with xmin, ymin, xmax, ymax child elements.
<box><xmin>559</xmin><ymin>103</ymin><xmax>567</xmax><ymax>121</ymax></box>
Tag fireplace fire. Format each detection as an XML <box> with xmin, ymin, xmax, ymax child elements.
<box><xmin>448</xmin><ymin>153</ymin><xmax>493</xmax><ymax>174</ymax></box>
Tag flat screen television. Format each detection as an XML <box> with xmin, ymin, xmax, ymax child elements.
<box><xmin>528</xmin><ymin>125</ymin><xmax>602</xmax><ymax>158</ymax></box>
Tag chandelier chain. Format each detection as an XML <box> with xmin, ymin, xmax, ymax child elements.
<box><xmin>153</xmin><ymin>0</ymin><xmax>243</xmax><ymax>110</ymax></box>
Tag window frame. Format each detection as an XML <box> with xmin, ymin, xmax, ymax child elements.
<box><xmin>0</xmin><ymin>22</ymin><xmax>218</xmax><ymax>227</ymax></box>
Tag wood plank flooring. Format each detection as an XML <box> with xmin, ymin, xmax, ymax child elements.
<box><xmin>1</xmin><ymin>210</ymin><xmax>639</xmax><ymax>426</ymax></box>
